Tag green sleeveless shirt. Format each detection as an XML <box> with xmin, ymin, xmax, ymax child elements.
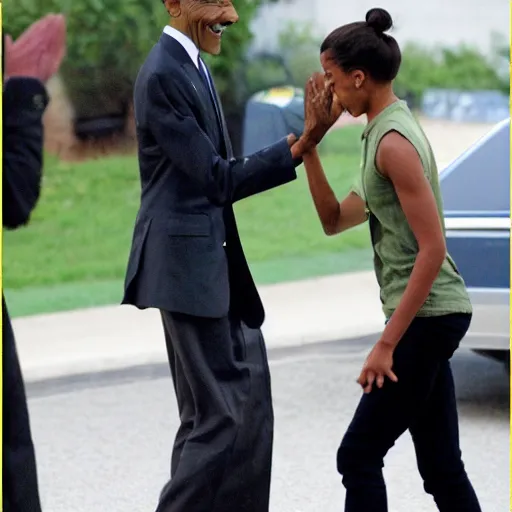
<box><xmin>352</xmin><ymin>100</ymin><xmax>472</xmax><ymax>318</ymax></box>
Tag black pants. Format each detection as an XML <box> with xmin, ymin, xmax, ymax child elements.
<box><xmin>2</xmin><ymin>297</ymin><xmax>42</xmax><ymax>512</ymax></box>
<box><xmin>157</xmin><ymin>311</ymin><xmax>274</xmax><ymax>512</ymax></box>
<box><xmin>337</xmin><ymin>313</ymin><xmax>481</xmax><ymax>512</ymax></box>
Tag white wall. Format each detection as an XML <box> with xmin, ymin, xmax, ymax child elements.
<box><xmin>251</xmin><ymin>0</ymin><xmax>509</xmax><ymax>54</ymax></box>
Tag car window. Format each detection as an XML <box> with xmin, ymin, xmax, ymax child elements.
<box><xmin>440</xmin><ymin>120</ymin><xmax>510</xmax><ymax>213</ymax></box>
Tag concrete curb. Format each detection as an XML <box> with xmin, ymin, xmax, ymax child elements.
<box><xmin>14</xmin><ymin>271</ymin><xmax>386</xmax><ymax>383</ymax></box>
<box><xmin>20</xmin><ymin>323</ymin><xmax>385</xmax><ymax>383</ymax></box>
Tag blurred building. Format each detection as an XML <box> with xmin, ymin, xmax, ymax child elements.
<box><xmin>251</xmin><ymin>1</ymin><xmax>508</xmax><ymax>53</ymax></box>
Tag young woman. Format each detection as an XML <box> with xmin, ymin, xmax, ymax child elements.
<box><xmin>298</xmin><ymin>7</ymin><xmax>482</xmax><ymax>512</ymax></box>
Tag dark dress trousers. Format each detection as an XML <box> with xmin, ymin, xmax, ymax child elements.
<box><xmin>3</xmin><ymin>76</ymin><xmax>49</xmax><ymax>512</ymax></box>
<box><xmin>122</xmin><ymin>34</ymin><xmax>298</xmax><ymax>512</ymax></box>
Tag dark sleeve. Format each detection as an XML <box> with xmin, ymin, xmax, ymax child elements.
<box><xmin>3</xmin><ymin>77</ymin><xmax>49</xmax><ymax>230</ymax></box>
<box><xmin>144</xmin><ymin>73</ymin><xmax>297</xmax><ymax>206</ymax></box>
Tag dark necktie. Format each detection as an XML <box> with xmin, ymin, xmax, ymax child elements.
<box><xmin>197</xmin><ymin>56</ymin><xmax>210</xmax><ymax>89</ymax></box>
<box><xmin>197</xmin><ymin>55</ymin><xmax>233</xmax><ymax>158</ymax></box>
<box><xmin>197</xmin><ymin>55</ymin><xmax>225</xmax><ymax>135</ymax></box>
<box><xmin>198</xmin><ymin>57</ymin><xmax>218</xmax><ymax>109</ymax></box>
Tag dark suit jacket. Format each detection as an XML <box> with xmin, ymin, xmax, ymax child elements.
<box><xmin>122</xmin><ymin>34</ymin><xmax>298</xmax><ymax>328</ymax></box>
<box><xmin>3</xmin><ymin>77</ymin><xmax>49</xmax><ymax>230</ymax></box>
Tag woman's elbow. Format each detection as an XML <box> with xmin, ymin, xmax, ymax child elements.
<box><xmin>320</xmin><ymin>209</ymin><xmax>342</xmax><ymax>236</ymax></box>
<box><xmin>322</xmin><ymin>220</ymin><xmax>340</xmax><ymax>236</ymax></box>
<box><xmin>422</xmin><ymin>239</ymin><xmax>446</xmax><ymax>268</ymax></box>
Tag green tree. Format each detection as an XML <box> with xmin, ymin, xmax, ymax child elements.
<box><xmin>278</xmin><ymin>21</ymin><xmax>322</xmax><ymax>88</ymax></box>
<box><xmin>3</xmin><ymin>0</ymin><xmax>269</xmax><ymax>146</ymax></box>
<box><xmin>394</xmin><ymin>39</ymin><xmax>509</xmax><ymax>106</ymax></box>
<box><xmin>4</xmin><ymin>0</ymin><xmax>167</xmax><ymax>120</ymax></box>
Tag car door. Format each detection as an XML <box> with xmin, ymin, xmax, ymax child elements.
<box><xmin>440</xmin><ymin>118</ymin><xmax>510</xmax><ymax>351</ymax></box>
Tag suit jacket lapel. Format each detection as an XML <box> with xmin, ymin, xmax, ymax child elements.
<box><xmin>158</xmin><ymin>34</ymin><xmax>230</xmax><ymax>157</ymax></box>
<box><xmin>180</xmin><ymin>62</ymin><xmax>218</xmax><ymax>135</ymax></box>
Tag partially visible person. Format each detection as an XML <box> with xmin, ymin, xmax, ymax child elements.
<box><xmin>302</xmin><ymin>8</ymin><xmax>481</xmax><ymax>512</ymax></box>
<box><xmin>3</xmin><ymin>14</ymin><xmax>66</xmax><ymax>511</ymax></box>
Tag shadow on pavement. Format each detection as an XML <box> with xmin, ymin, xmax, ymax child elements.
<box><xmin>25</xmin><ymin>334</ymin><xmax>378</xmax><ymax>398</ymax></box>
<box><xmin>27</xmin><ymin>333</ymin><xmax>510</xmax><ymax>417</ymax></box>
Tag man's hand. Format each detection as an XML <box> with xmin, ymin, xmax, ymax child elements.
<box><xmin>286</xmin><ymin>133</ymin><xmax>298</xmax><ymax>147</ymax></box>
<box><xmin>357</xmin><ymin>340</ymin><xmax>398</xmax><ymax>394</ymax></box>
<box><xmin>287</xmin><ymin>133</ymin><xmax>308</xmax><ymax>161</ymax></box>
<box><xmin>5</xmin><ymin>14</ymin><xmax>67</xmax><ymax>84</ymax></box>
<box><xmin>302</xmin><ymin>72</ymin><xmax>343</xmax><ymax>147</ymax></box>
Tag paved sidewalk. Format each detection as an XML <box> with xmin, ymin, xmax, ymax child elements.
<box><xmin>13</xmin><ymin>271</ymin><xmax>384</xmax><ymax>383</ymax></box>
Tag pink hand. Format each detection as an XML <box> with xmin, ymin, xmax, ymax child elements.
<box><xmin>5</xmin><ymin>14</ymin><xmax>67</xmax><ymax>83</ymax></box>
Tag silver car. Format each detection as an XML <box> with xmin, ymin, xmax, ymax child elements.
<box><xmin>440</xmin><ymin>117</ymin><xmax>510</xmax><ymax>369</ymax></box>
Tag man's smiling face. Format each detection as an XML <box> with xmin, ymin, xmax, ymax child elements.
<box><xmin>165</xmin><ymin>0</ymin><xmax>239</xmax><ymax>55</ymax></box>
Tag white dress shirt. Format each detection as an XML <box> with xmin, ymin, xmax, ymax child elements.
<box><xmin>163</xmin><ymin>25</ymin><xmax>200</xmax><ymax>68</ymax></box>
<box><xmin>163</xmin><ymin>25</ymin><xmax>214</xmax><ymax>92</ymax></box>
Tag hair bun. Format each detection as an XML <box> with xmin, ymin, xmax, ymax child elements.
<box><xmin>365</xmin><ymin>8</ymin><xmax>393</xmax><ymax>34</ymax></box>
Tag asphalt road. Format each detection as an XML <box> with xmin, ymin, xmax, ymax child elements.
<box><xmin>27</xmin><ymin>338</ymin><xmax>509</xmax><ymax>512</ymax></box>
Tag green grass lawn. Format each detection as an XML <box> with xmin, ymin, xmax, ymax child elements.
<box><xmin>3</xmin><ymin>126</ymin><xmax>372</xmax><ymax>317</ymax></box>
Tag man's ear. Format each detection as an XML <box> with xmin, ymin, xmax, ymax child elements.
<box><xmin>164</xmin><ymin>0</ymin><xmax>181</xmax><ymax>17</ymax></box>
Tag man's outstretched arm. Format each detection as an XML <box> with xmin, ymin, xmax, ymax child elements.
<box><xmin>144</xmin><ymin>72</ymin><xmax>304</xmax><ymax>206</ymax></box>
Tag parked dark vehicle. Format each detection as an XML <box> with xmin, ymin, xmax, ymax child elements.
<box><xmin>440</xmin><ymin>117</ymin><xmax>510</xmax><ymax>370</ymax></box>
<box><xmin>234</xmin><ymin>52</ymin><xmax>301</xmax><ymax>156</ymax></box>
<box><xmin>242</xmin><ymin>86</ymin><xmax>304</xmax><ymax>155</ymax></box>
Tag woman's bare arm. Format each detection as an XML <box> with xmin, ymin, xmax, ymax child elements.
<box><xmin>303</xmin><ymin>148</ymin><xmax>368</xmax><ymax>235</ymax></box>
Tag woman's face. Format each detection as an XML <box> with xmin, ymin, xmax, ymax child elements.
<box><xmin>320</xmin><ymin>49</ymin><xmax>369</xmax><ymax>118</ymax></box>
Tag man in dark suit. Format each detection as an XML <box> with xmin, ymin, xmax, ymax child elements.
<box><xmin>121</xmin><ymin>0</ymin><xmax>326</xmax><ymax>510</ymax></box>
<box><xmin>3</xmin><ymin>15</ymin><xmax>66</xmax><ymax>511</ymax></box>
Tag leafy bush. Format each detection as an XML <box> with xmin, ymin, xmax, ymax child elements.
<box><xmin>3</xmin><ymin>0</ymin><xmax>265</xmax><ymax>123</ymax></box>
<box><xmin>395</xmin><ymin>36</ymin><xmax>509</xmax><ymax>107</ymax></box>
<box><xmin>243</xmin><ymin>53</ymin><xmax>293</xmax><ymax>97</ymax></box>
<box><xmin>4</xmin><ymin>0</ymin><xmax>167</xmax><ymax>119</ymax></box>
<box><xmin>240</xmin><ymin>22</ymin><xmax>322</xmax><ymax>104</ymax></box>
<box><xmin>267</xmin><ymin>22</ymin><xmax>510</xmax><ymax>109</ymax></box>
<box><xmin>278</xmin><ymin>22</ymin><xmax>322</xmax><ymax>88</ymax></box>
<box><xmin>5</xmin><ymin>0</ymin><xmax>508</xmax><ymax>137</ymax></box>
